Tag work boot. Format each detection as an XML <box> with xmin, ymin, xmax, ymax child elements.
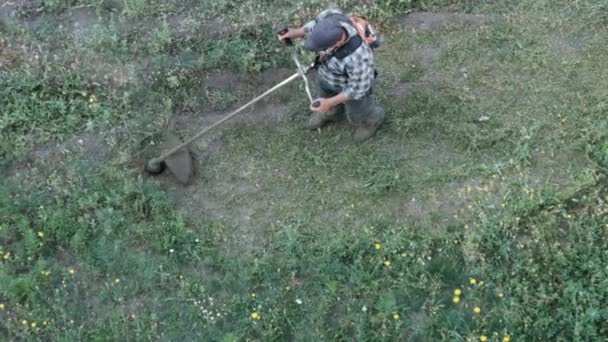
<box><xmin>306</xmin><ymin>110</ymin><xmax>338</xmax><ymax>130</ymax></box>
<box><xmin>352</xmin><ymin>108</ymin><xmax>384</xmax><ymax>142</ymax></box>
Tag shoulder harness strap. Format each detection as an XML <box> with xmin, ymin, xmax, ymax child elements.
<box><xmin>332</xmin><ymin>35</ymin><xmax>363</xmax><ymax>60</ymax></box>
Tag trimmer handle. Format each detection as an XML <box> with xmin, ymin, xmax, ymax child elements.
<box><xmin>278</xmin><ymin>27</ymin><xmax>293</xmax><ymax>46</ymax></box>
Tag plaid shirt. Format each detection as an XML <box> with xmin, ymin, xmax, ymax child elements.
<box><xmin>304</xmin><ymin>10</ymin><xmax>375</xmax><ymax>100</ymax></box>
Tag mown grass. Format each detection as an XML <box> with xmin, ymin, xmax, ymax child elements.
<box><xmin>2</xmin><ymin>0</ymin><xmax>608</xmax><ymax>341</ymax></box>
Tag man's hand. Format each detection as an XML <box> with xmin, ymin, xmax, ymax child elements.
<box><xmin>311</xmin><ymin>93</ymin><xmax>349</xmax><ymax>113</ymax></box>
<box><xmin>278</xmin><ymin>27</ymin><xmax>306</xmax><ymax>43</ymax></box>
<box><xmin>310</xmin><ymin>98</ymin><xmax>334</xmax><ymax>113</ymax></box>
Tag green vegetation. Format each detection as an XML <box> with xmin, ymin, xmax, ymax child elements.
<box><xmin>1</xmin><ymin>0</ymin><xmax>608</xmax><ymax>340</ymax></box>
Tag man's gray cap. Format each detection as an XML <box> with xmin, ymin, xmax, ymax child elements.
<box><xmin>305</xmin><ymin>16</ymin><xmax>347</xmax><ymax>51</ymax></box>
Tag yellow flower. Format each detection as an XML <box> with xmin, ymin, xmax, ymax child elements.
<box><xmin>474</xmin><ymin>306</ymin><xmax>481</xmax><ymax>314</ymax></box>
<box><xmin>115</xmin><ymin>278</ymin><xmax>121</xmax><ymax>284</ymax></box>
<box><xmin>22</xmin><ymin>320</ymin><xmax>28</xmax><ymax>326</ymax></box>
<box><xmin>43</xmin><ymin>321</ymin><xmax>48</xmax><ymax>326</ymax></box>
<box><xmin>374</xmin><ymin>243</ymin><xmax>382</xmax><ymax>250</ymax></box>
<box><xmin>251</xmin><ymin>293</ymin><xmax>256</xmax><ymax>299</ymax></box>
<box><xmin>37</xmin><ymin>231</ymin><xmax>44</xmax><ymax>238</ymax></box>
<box><xmin>453</xmin><ymin>297</ymin><xmax>461</xmax><ymax>304</ymax></box>
<box><xmin>480</xmin><ymin>336</ymin><xmax>488</xmax><ymax>342</ymax></box>
<box><xmin>89</xmin><ymin>95</ymin><xmax>96</xmax><ymax>103</ymax></box>
<box><xmin>453</xmin><ymin>239</ymin><xmax>460</xmax><ymax>245</ymax></box>
<box><xmin>454</xmin><ymin>289</ymin><xmax>462</xmax><ymax>296</ymax></box>
<box><xmin>0</xmin><ymin>303</ymin><xmax>4</xmax><ymax>310</ymax></box>
<box><xmin>31</xmin><ymin>322</ymin><xmax>37</xmax><ymax>328</ymax></box>
<box><xmin>464</xmin><ymin>224</ymin><xmax>470</xmax><ymax>229</ymax></box>
<box><xmin>479</xmin><ymin>281</ymin><xmax>484</xmax><ymax>286</ymax></box>
<box><xmin>69</xmin><ymin>320</ymin><xmax>74</xmax><ymax>325</ymax></box>
<box><xmin>469</xmin><ymin>278</ymin><xmax>477</xmax><ymax>285</ymax></box>
<box><xmin>467</xmin><ymin>204</ymin><xmax>474</xmax><ymax>209</ymax></box>
<box><xmin>3</xmin><ymin>252</ymin><xmax>10</xmax><ymax>260</ymax></box>
<box><xmin>69</xmin><ymin>268</ymin><xmax>76</xmax><ymax>275</ymax></box>
<box><xmin>498</xmin><ymin>292</ymin><xmax>505</xmax><ymax>298</ymax></box>
<box><xmin>503</xmin><ymin>336</ymin><xmax>511</xmax><ymax>342</ymax></box>
<box><xmin>501</xmin><ymin>202</ymin><xmax>507</xmax><ymax>208</ymax></box>
<box><xmin>393</xmin><ymin>313</ymin><xmax>400</xmax><ymax>320</ymax></box>
<box><xmin>384</xmin><ymin>260</ymin><xmax>391</xmax><ymax>267</ymax></box>
<box><xmin>251</xmin><ymin>312</ymin><xmax>261</xmax><ymax>320</ymax></box>
<box><xmin>401</xmin><ymin>252</ymin><xmax>407</xmax><ymax>257</ymax></box>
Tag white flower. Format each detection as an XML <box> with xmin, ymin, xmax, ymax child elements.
<box><xmin>169</xmin><ymin>249</ymin><xmax>175</xmax><ymax>253</ymax></box>
<box><xmin>295</xmin><ymin>299</ymin><xmax>303</xmax><ymax>305</ymax></box>
<box><xmin>362</xmin><ymin>305</ymin><xmax>367</xmax><ymax>312</ymax></box>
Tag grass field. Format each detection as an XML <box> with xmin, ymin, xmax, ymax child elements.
<box><xmin>2</xmin><ymin>0</ymin><xmax>608</xmax><ymax>340</ymax></box>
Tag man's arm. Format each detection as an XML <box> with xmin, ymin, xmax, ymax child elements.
<box><xmin>310</xmin><ymin>93</ymin><xmax>349</xmax><ymax>113</ymax></box>
<box><xmin>279</xmin><ymin>27</ymin><xmax>306</xmax><ymax>42</ymax></box>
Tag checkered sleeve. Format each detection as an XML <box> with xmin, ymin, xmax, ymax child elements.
<box><xmin>343</xmin><ymin>47</ymin><xmax>375</xmax><ymax>100</ymax></box>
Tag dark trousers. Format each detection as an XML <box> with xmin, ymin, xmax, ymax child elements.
<box><xmin>319</xmin><ymin>81</ymin><xmax>385</xmax><ymax>125</ymax></box>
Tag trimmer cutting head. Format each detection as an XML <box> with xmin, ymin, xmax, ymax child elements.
<box><xmin>145</xmin><ymin>134</ymin><xmax>193</xmax><ymax>184</ymax></box>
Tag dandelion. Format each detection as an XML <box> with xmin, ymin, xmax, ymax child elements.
<box><xmin>479</xmin><ymin>281</ymin><xmax>484</xmax><ymax>286</ymax></box>
<box><xmin>401</xmin><ymin>252</ymin><xmax>407</xmax><ymax>257</ymax></box>
<box><xmin>501</xmin><ymin>202</ymin><xmax>508</xmax><ymax>208</ymax></box>
<box><xmin>69</xmin><ymin>320</ymin><xmax>74</xmax><ymax>325</ymax></box>
<box><xmin>374</xmin><ymin>243</ymin><xmax>382</xmax><ymax>250</ymax></box>
<box><xmin>89</xmin><ymin>95</ymin><xmax>96</xmax><ymax>103</ymax></box>
<box><xmin>474</xmin><ymin>306</ymin><xmax>481</xmax><ymax>314</ymax></box>
<box><xmin>384</xmin><ymin>260</ymin><xmax>391</xmax><ymax>267</ymax></box>
<box><xmin>251</xmin><ymin>312</ymin><xmax>261</xmax><ymax>320</ymax></box>
<box><xmin>22</xmin><ymin>320</ymin><xmax>28</xmax><ymax>326</ymax></box>
<box><xmin>43</xmin><ymin>321</ymin><xmax>48</xmax><ymax>326</ymax></box>
<box><xmin>250</xmin><ymin>293</ymin><xmax>256</xmax><ymax>299</ymax></box>
<box><xmin>480</xmin><ymin>336</ymin><xmax>488</xmax><ymax>342</ymax></box>
<box><xmin>0</xmin><ymin>303</ymin><xmax>4</xmax><ymax>310</ymax></box>
<box><xmin>453</xmin><ymin>239</ymin><xmax>460</xmax><ymax>245</ymax></box>
<box><xmin>468</xmin><ymin>204</ymin><xmax>474</xmax><ymax>209</ymax></box>
<box><xmin>453</xmin><ymin>297</ymin><xmax>461</xmax><ymax>304</ymax></box>
<box><xmin>393</xmin><ymin>313</ymin><xmax>400</xmax><ymax>320</ymax></box>
<box><xmin>115</xmin><ymin>278</ymin><xmax>121</xmax><ymax>284</ymax></box>
<box><xmin>454</xmin><ymin>289</ymin><xmax>462</xmax><ymax>296</ymax></box>
<box><xmin>37</xmin><ymin>231</ymin><xmax>44</xmax><ymax>238</ymax></box>
<box><xmin>31</xmin><ymin>322</ymin><xmax>37</xmax><ymax>328</ymax></box>
<box><xmin>469</xmin><ymin>278</ymin><xmax>477</xmax><ymax>285</ymax></box>
<box><xmin>69</xmin><ymin>268</ymin><xmax>76</xmax><ymax>275</ymax></box>
<box><xmin>498</xmin><ymin>292</ymin><xmax>505</xmax><ymax>298</ymax></box>
<box><xmin>464</xmin><ymin>224</ymin><xmax>470</xmax><ymax>229</ymax></box>
<box><xmin>503</xmin><ymin>336</ymin><xmax>511</xmax><ymax>342</ymax></box>
<box><xmin>3</xmin><ymin>252</ymin><xmax>10</xmax><ymax>260</ymax></box>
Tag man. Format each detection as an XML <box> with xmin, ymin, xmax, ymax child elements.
<box><xmin>279</xmin><ymin>9</ymin><xmax>385</xmax><ymax>142</ymax></box>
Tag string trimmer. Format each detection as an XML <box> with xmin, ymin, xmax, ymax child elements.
<box><xmin>145</xmin><ymin>31</ymin><xmax>317</xmax><ymax>184</ymax></box>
